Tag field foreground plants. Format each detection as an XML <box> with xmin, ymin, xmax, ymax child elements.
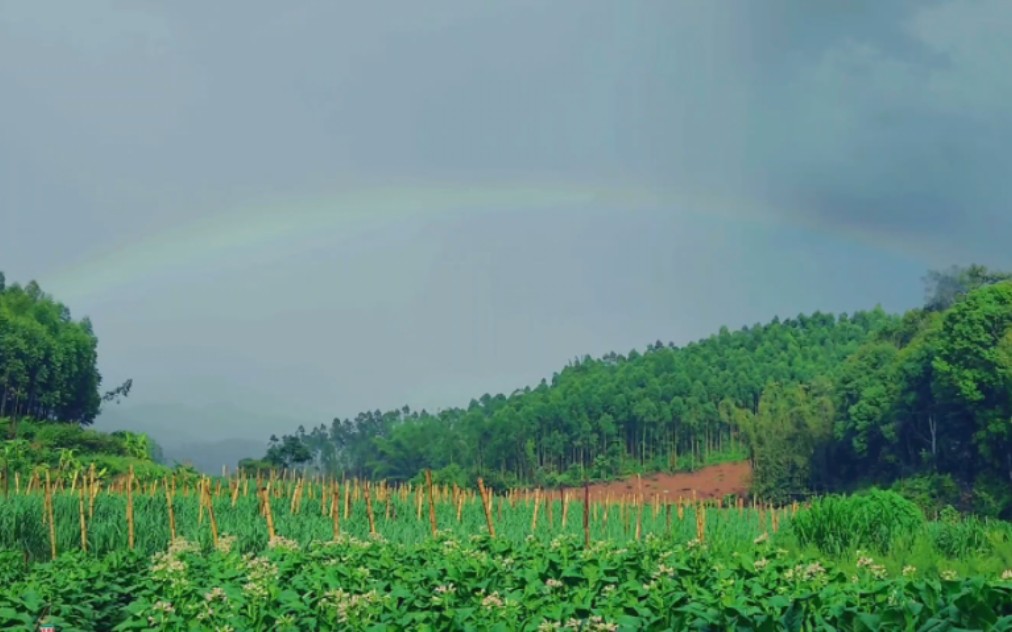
<box><xmin>1</xmin><ymin>472</ymin><xmax>1012</xmax><ymax>630</ymax></box>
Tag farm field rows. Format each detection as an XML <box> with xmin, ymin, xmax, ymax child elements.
<box><xmin>1</xmin><ymin>471</ymin><xmax>1012</xmax><ymax>630</ymax></box>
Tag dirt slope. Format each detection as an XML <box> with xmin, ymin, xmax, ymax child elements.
<box><xmin>582</xmin><ymin>461</ymin><xmax>751</xmax><ymax>502</ymax></box>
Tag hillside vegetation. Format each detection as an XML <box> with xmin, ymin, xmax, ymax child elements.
<box><xmin>3</xmin><ymin>266</ymin><xmax>1011</xmax><ymax>515</ymax></box>
<box><xmin>257</xmin><ymin>265</ymin><xmax>1012</xmax><ymax>515</ymax></box>
<box><xmin>0</xmin><ymin>273</ymin><xmax>162</xmax><ymax>478</ymax></box>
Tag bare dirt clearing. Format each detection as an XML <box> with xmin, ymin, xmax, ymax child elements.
<box><xmin>582</xmin><ymin>461</ymin><xmax>751</xmax><ymax>502</ymax></box>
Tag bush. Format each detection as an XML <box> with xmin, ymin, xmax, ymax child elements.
<box><xmin>791</xmin><ymin>488</ymin><xmax>925</xmax><ymax>554</ymax></box>
<box><xmin>891</xmin><ymin>474</ymin><xmax>961</xmax><ymax>518</ymax></box>
<box><xmin>928</xmin><ymin>506</ymin><xmax>994</xmax><ymax>558</ymax></box>
<box><xmin>970</xmin><ymin>476</ymin><xmax>1012</xmax><ymax>519</ymax></box>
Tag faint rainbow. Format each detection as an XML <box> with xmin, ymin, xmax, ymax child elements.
<box><xmin>39</xmin><ymin>180</ymin><xmax>929</xmax><ymax>302</ymax></box>
<box><xmin>40</xmin><ymin>181</ymin><xmax>677</xmax><ymax>300</ymax></box>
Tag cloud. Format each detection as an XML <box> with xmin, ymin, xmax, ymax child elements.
<box><xmin>747</xmin><ymin>0</ymin><xmax>1012</xmax><ymax>264</ymax></box>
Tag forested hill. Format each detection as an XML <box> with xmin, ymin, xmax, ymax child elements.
<box><xmin>255</xmin><ymin>266</ymin><xmax>1012</xmax><ymax>511</ymax></box>
<box><xmin>255</xmin><ymin>308</ymin><xmax>892</xmax><ymax>487</ymax></box>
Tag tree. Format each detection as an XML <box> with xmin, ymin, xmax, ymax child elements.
<box><xmin>923</xmin><ymin>264</ymin><xmax>1011</xmax><ymax>312</ymax></box>
<box><xmin>932</xmin><ymin>281</ymin><xmax>1012</xmax><ymax>481</ymax></box>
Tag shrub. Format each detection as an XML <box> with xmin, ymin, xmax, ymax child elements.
<box><xmin>791</xmin><ymin>488</ymin><xmax>925</xmax><ymax>554</ymax></box>
<box><xmin>928</xmin><ymin>506</ymin><xmax>994</xmax><ymax>558</ymax></box>
<box><xmin>891</xmin><ymin>474</ymin><xmax>961</xmax><ymax>518</ymax></box>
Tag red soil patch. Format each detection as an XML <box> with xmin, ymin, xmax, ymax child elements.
<box><xmin>582</xmin><ymin>461</ymin><xmax>751</xmax><ymax>503</ymax></box>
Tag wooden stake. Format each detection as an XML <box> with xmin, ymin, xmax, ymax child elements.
<box><xmin>164</xmin><ymin>478</ymin><xmax>176</xmax><ymax>542</ymax></box>
<box><xmin>425</xmin><ymin>470</ymin><xmax>437</xmax><ymax>536</ymax></box>
<box><xmin>261</xmin><ymin>486</ymin><xmax>276</xmax><ymax>540</ymax></box>
<box><xmin>78</xmin><ymin>482</ymin><xmax>88</xmax><ymax>552</ymax></box>
<box><xmin>635</xmin><ymin>495</ymin><xmax>643</xmax><ymax>541</ymax></box>
<box><xmin>344</xmin><ymin>482</ymin><xmax>351</xmax><ymax>520</ymax></box>
<box><xmin>203</xmin><ymin>479</ymin><xmax>219</xmax><ymax>549</ymax></box>
<box><xmin>127</xmin><ymin>466</ymin><xmax>135</xmax><ymax>550</ymax></box>
<box><xmin>583</xmin><ymin>482</ymin><xmax>590</xmax><ymax>549</ymax></box>
<box><xmin>531</xmin><ymin>489</ymin><xmax>540</xmax><ymax>533</ymax></box>
<box><xmin>477</xmin><ymin>478</ymin><xmax>496</xmax><ymax>538</ymax></box>
<box><xmin>331</xmin><ymin>485</ymin><xmax>341</xmax><ymax>539</ymax></box>
<box><xmin>45</xmin><ymin>470</ymin><xmax>57</xmax><ymax>560</ymax></box>
<box><xmin>364</xmin><ymin>481</ymin><xmax>377</xmax><ymax>536</ymax></box>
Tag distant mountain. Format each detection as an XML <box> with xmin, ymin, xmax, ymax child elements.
<box><xmin>96</xmin><ymin>402</ymin><xmax>313</xmax><ymax>474</ymax></box>
<box><xmin>160</xmin><ymin>437</ymin><xmax>269</xmax><ymax>475</ymax></box>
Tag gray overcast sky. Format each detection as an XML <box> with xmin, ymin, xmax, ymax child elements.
<box><xmin>2</xmin><ymin>1</ymin><xmax>1010</xmax><ymax>444</ymax></box>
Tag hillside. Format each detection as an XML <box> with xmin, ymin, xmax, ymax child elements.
<box><xmin>3</xmin><ymin>266</ymin><xmax>1010</xmax><ymax>515</ymax></box>
<box><xmin>257</xmin><ymin>266</ymin><xmax>1012</xmax><ymax>515</ymax></box>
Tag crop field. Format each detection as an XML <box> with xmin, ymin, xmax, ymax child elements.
<box><xmin>1</xmin><ymin>470</ymin><xmax>1012</xmax><ymax>630</ymax></box>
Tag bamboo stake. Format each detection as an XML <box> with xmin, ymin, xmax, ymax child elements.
<box><xmin>204</xmin><ymin>479</ymin><xmax>219</xmax><ymax>549</ymax></box>
<box><xmin>164</xmin><ymin>478</ymin><xmax>176</xmax><ymax>542</ymax></box>
<box><xmin>531</xmin><ymin>489</ymin><xmax>540</xmax><ymax>533</ymax></box>
<box><xmin>425</xmin><ymin>470</ymin><xmax>437</xmax><ymax>536</ymax></box>
<box><xmin>127</xmin><ymin>466</ymin><xmax>135</xmax><ymax>550</ymax></box>
<box><xmin>331</xmin><ymin>485</ymin><xmax>341</xmax><ymax>539</ymax></box>
<box><xmin>635</xmin><ymin>495</ymin><xmax>643</xmax><ymax>541</ymax></box>
<box><xmin>45</xmin><ymin>470</ymin><xmax>57</xmax><ymax>560</ymax></box>
<box><xmin>344</xmin><ymin>482</ymin><xmax>351</xmax><ymax>520</ymax></box>
<box><xmin>583</xmin><ymin>482</ymin><xmax>590</xmax><ymax>549</ymax></box>
<box><xmin>364</xmin><ymin>481</ymin><xmax>377</xmax><ymax>536</ymax></box>
<box><xmin>477</xmin><ymin>478</ymin><xmax>495</xmax><ymax>538</ymax></box>
<box><xmin>78</xmin><ymin>482</ymin><xmax>88</xmax><ymax>552</ymax></box>
<box><xmin>561</xmin><ymin>490</ymin><xmax>569</xmax><ymax>529</ymax></box>
<box><xmin>261</xmin><ymin>486</ymin><xmax>276</xmax><ymax>540</ymax></box>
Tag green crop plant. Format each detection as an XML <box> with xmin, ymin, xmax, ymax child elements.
<box><xmin>791</xmin><ymin>488</ymin><xmax>925</xmax><ymax>555</ymax></box>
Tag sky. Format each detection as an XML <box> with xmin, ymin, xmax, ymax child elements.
<box><xmin>2</xmin><ymin>0</ymin><xmax>1010</xmax><ymax>448</ymax></box>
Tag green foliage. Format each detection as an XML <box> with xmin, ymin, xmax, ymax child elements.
<box><xmin>2</xmin><ymin>520</ymin><xmax>1012</xmax><ymax>630</ymax></box>
<box><xmin>891</xmin><ymin>474</ymin><xmax>962</xmax><ymax>518</ymax></box>
<box><xmin>792</xmin><ymin>489</ymin><xmax>925</xmax><ymax>555</ymax></box>
<box><xmin>265</xmin><ymin>309</ymin><xmax>891</xmax><ymax>486</ymax></box>
<box><xmin>0</xmin><ymin>276</ymin><xmax>109</xmax><ymax>424</ymax></box>
<box><xmin>0</xmin><ymin>419</ymin><xmax>165</xmax><ymax>479</ymax></box>
<box><xmin>927</xmin><ymin>507</ymin><xmax>999</xmax><ymax>558</ymax></box>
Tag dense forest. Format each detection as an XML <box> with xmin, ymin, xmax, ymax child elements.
<box><xmin>253</xmin><ymin>265</ymin><xmax>1012</xmax><ymax>513</ymax></box>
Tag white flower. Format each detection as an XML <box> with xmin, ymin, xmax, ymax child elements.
<box><xmin>267</xmin><ymin>535</ymin><xmax>299</xmax><ymax>551</ymax></box>
<box><xmin>167</xmin><ymin>538</ymin><xmax>200</xmax><ymax>556</ymax></box>
<box><xmin>205</xmin><ymin>587</ymin><xmax>228</xmax><ymax>603</ymax></box>
<box><xmin>481</xmin><ymin>591</ymin><xmax>505</xmax><ymax>609</ymax></box>
<box><xmin>1001</xmin><ymin>569</ymin><xmax>1012</xmax><ymax>580</ymax></box>
<box><xmin>803</xmin><ymin>562</ymin><xmax>826</xmax><ymax>579</ymax></box>
<box><xmin>753</xmin><ymin>532</ymin><xmax>769</xmax><ymax>545</ymax></box>
<box><xmin>902</xmin><ymin>565</ymin><xmax>917</xmax><ymax>577</ymax></box>
<box><xmin>152</xmin><ymin>600</ymin><xmax>175</xmax><ymax>615</ymax></box>
<box><xmin>754</xmin><ymin>558</ymin><xmax>769</xmax><ymax>571</ymax></box>
<box><xmin>214</xmin><ymin>534</ymin><xmax>237</xmax><ymax>554</ymax></box>
<box><xmin>941</xmin><ymin>569</ymin><xmax>957</xmax><ymax>581</ymax></box>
